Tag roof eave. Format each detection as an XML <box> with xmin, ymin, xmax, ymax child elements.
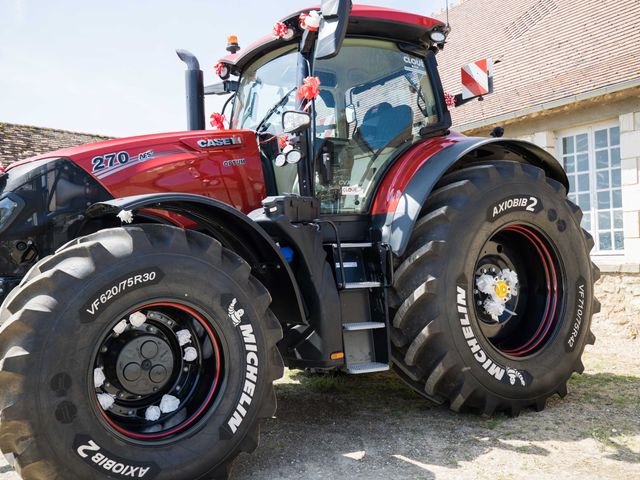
<box><xmin>455</xmin><ymin>78</ymin><xmax>640</xmax><ymax>133</ymax></box>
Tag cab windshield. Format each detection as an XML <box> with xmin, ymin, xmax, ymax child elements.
<box><xmin>232</xmin><ymin>39</ymin><xmax>440</xmax><ymax>213</ymax></box>
<box><xmin>231</xmin><ymin>46</ymin><xmax>299</xmax><ymax>132</ymax></box>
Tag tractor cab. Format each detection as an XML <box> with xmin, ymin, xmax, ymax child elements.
<box><xmin>205</xmin><ymin>3</ymin><xmax>453</xmax><ymax>215</ymax></box>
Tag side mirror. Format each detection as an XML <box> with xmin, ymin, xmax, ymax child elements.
<box><xmin>453</xmin><ymin>58</ymin><xmax>494</xmax><ymax>106</ymax></box>
<box><xmin>282</xmin><ymin>110</ymin><xmax>311</xmax><ymax>134</ymax></box>
<box><xmin>345</xmin><ymin>104</ymin><xmax>356</xmax><ymax>124</ymax></box>
<box><xmin>315</xmin><ymin>0</ymin><xmax>352</xmax><ymax>60</ymax></box>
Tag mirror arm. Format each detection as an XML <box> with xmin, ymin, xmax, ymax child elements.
<box><xmin>452</xmin><ymin>93</ymin><xmax>483</xmax><ymax>108</ymax></box>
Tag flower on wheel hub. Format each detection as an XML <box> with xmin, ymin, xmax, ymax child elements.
<box><xmin>476</xmin><ymin>268</ymin><xmax>519</xmax><ymax>322</ymax></box>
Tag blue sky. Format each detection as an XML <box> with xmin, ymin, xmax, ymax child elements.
<box><xmin>0</xmin><ymin>1</ymin><xmax>452</xmax><ymax>137</ymax></box>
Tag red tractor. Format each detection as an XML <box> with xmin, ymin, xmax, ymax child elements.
<box><xmin>0</xmin><ymin>2</ymin><xmax>598</xmax><ymax>479</ymax></box>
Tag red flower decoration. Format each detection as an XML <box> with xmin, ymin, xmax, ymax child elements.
<box><xmin>273</xmin><ymin>22</ymin><xmax>290</xmax><ymax>39</ymax></box>
<box><xmin>299</xmin><ymin>11</ymin><xmax>321</xmax><ymax>31</ymax></box>
<box><xmin>444</xmin><ymin>92</ymin><xmax>457</xmax><ymax>108</ymax></box>
<box><xmin>209</xmin><ymin>113</ymin><xmax>226</xmax><ymax>130</ymax></box>
<box><xmin>214</xmin><ymin>62</ymin><xmax>226</xmax><ymax>77</ymax></box>
<box><xmin>278</xmin><ymin>135</ymin><xmax>290</xmax><ymax>149</ymax></box>
<box><xmin>297</xmin><ymin>76</ymin><xmax>321</xmax><ymax>101</ymax></box>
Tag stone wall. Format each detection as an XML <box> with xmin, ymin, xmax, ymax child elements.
<box><xmin>593</xmin><ymin>273</ymin><xmax>640</xmax><ymax>339</ymax></box>
<box><xmin>0</xmin><ymin>122</ymin><xmax>112</xmax><ymax>167</ymax></box>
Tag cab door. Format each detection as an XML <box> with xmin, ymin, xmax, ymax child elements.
<box><xmin>312</xmin><ymin>38</ymin><xmax>441</xmax><ymax>214</ymax></box>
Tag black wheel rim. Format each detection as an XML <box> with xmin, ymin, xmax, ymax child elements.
<box><xmin>473</xmin><ymin>224</ymin><xmax>564</xmax><ymax>357</ymax></box>
<box><xmin>91</xmin><ymin>302</ymin><xmax>223</xmax><ymax>441</ymax></box>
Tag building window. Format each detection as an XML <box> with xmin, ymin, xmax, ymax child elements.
<box><xmin>559</xmin><ymin>124</ymin><xmax>623</xmax><ymax>253</ymax></box>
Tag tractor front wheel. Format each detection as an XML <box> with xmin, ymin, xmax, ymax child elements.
<box><xmin>391</xmin><ymin>161</ymin><xmax>599</xmax><ymax>415</ymax></box>
<box><xmin>0</xmin><ymin>224</ymin><xmax>283</xmax><ymax>479</ymax></box>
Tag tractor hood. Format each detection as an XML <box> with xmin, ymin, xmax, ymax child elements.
<box><xmin>0</xmin><ymin>129</ymin><xmax>265</xmax><ymax>300</ymax></box>
<box><xmin>9</xmin><ymin>129</ymin><xmax>265</xmax><ymax>213</ymax></box>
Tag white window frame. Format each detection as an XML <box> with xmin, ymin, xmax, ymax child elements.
<box><xmin>556</xmin><ymin>120</ymin><xmax>624</xmax><ymax>255</ymax></box>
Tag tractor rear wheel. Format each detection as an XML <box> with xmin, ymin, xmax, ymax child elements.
<box><xmin>0</xmin><ymin>224</ymin><xmax>283</xmax><ymax>479</ymax></box>
<box><xmin>390</xmin><ymin>161</ymin><xmax>599</xmax><ymax>415</ymax></box>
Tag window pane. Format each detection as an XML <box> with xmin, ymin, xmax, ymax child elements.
<box><xmin>598</xmin><ymin>211</ymin><xmax>611</xmax><ymax>230</ymax></box>
<box><xmin>596</xmin><ymin>170</ymin><xmax>609</xmax><ymax>189</ymax></box>
<box><xmin>578</xmin><ymin>173</ymin><xmax>590</xmax><ymax>191</ymax></box>
<box><xmin>612</xmin><ymin>189</ymin><xmax>622</xmax><ymax>208</ymax></box>
<box><xmin>564</xmin><ymin>155</ymin><xmax>575</xmax><ymax>173</ymax></box>
<box><xmin>611</xmin><ymin>147</ymin><xmax>620</xmax><ymax>168</ymax></box>
<box><xmin>597</xmin><ymin>191</ymin><xmax>610</xmax><ymax>209</ymax></box>
<box><xmin>595</xmin><ymin>129</ymin><xmax>608</xmax><ymax>148</ymax></box>
<box><xmin>610</xmin><ymin>127</ymin><xmax>620</xmax><ymax>146</ymax></box>
<box><xmin>576</xmin><ymin>134</ymin><xmax>588</xmax><ymax>152</ymax></box>
<box><xmin>578</xmin><ymin>193</ymin><xmax>591</xmax><ymax>211</ymax></box>
<box><xmin>562</xmin><ymin>136</ymin><xmax>574</xmax><ymax>154</ymax></box>
<box><xmin>614</xmin><ymin>231</ymin><xmax>625</xmax><ymax>250</ymax></box>
<box><xmin>565</xmin><ymin>156</ymin><xmax>576</xmax><ymax>173</ymax></box>
<box><xmin>614</xmin><ymin>210</ymin><xmax>624</xmax><ymax>229</ymax></box>
<box><xmin>599</xmin><ymin>232</ymin><xmax>612</xmax><ymax>251</ymax></box>
<box><xmin>577</xmin><ymin>153</ymin><xmax>589</xmax><ymax>172</ymax></box>
<box><xmin>582</xmin><ymin>215</ymin><xmax>591</xmax><ymax>231</ymax></box>
<box><xmin>611</xmin><ymin>168</ymin><xmax>621</xmax><ymax>187</ymax></box>
<box><xmin>596</xmin><ymin>150</ymin><xmax>609</xmax><ymax>169</ymax></box>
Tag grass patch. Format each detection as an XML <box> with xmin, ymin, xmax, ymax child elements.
<box><xmin>568</xmin><ymin>373</ymin><xmax>640</xmax><ymax>406</ymax></box>
<box><xmin>591</xmin><ymin>427</ymin><xmax>618</xmax><ymax>450</ymax></box>
<box><xmin>274</xmin><ymin>369</ymin><xmax>427</xmax><ymax>414</ymax></box>
<box><xmin>483</xmin><ymin>417</ymin><xmax>505</xmax><ymax>430</ymax></box>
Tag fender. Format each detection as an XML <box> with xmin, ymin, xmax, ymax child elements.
<box><xmin>87</xmin><ymin>193</ymin><xmax>306</xmax><ymax>326</ymax></box>
<box><xmin>372</xmin><ymin>137</ymin><xmax>569</xmax><ymax>257</ymax></box>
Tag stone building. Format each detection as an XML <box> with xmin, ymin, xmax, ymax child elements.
<box><xmin>437</xmin><ymin>0</ymin><xmax>640</xmax><ymax>336</ymax></box>
<box><xmin>0</xmin><ymin>122</ymin><xmax>111</xmax><ymax>167</ymax></box>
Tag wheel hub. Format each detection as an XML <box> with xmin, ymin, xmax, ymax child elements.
<box><xmin>92</xmin><ymin>304</ymin><xmax>223</xmax><ymax>441</ymax></box>
<box><xmin>472</xmin><ymin>224</ymin><xmax>564</xmax><ymax>358</ymax></box>
<box><xmin>475</xmin><ymin>267</ymin><xmax>519</xmax><ymax>323</ymax></box>
<box><xmin>116</xmin><ymin>336</ymin><xmax>174</xmax><ymax>396</ymax></box>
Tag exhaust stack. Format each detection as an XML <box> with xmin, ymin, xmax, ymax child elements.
<box><xmin>176</xmin><ymin>49</ymin><xmax>205</xmax><ymax>131</ymax></box>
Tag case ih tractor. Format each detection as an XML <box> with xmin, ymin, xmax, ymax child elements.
<box><xmin>0</xmin><ymin>2</ymin><xmax>598</xmax><ymax>479</ymax></box>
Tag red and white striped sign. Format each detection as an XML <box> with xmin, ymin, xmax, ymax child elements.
<box><xmin>461</xmin><ymin>58</ymin><xmax>493</xmax><ymax>100</ymax></box>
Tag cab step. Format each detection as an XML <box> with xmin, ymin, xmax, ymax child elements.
<box><xmin>343</xmin><ymin>281</ymin><xmax>382</xmax><ymax>290</ymax></box>
<box><xmin>345</xmin><ymin>362</ymin><xmax>389</xmax><ymax>374</ymax></box>
<box><xmin>342</xmin><ymin>322</ymin><xmax>386</xmax><ymax>331</ymax></box>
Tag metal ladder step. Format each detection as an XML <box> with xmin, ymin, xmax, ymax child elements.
<box><xmin>330</xmin><ymin>242</ymin><xmax>374</xmax><ymax>249</ymax></box>
<box><xmin>343</xmin><ymin>281</ymin><xmax>382</xmax><ymax>290</ymax></box>
<box><xmin>345</xmin><ymin>362</ymin><xmax>389</xmax><ymax>374</ymax></box>
<box><xmin>343</xmin><ymin>322</ymin><xmax>386</xmax><ymax>331</ymax></box>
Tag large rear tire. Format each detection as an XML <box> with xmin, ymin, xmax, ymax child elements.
<box><xmin>0</xmin><ymin>224</ymin><xmax>283</xmax><ymax>479</ymax></box>
<box><xmin>390</xmin><ymin>161</ymin><xmax>600</xmax><ymax>415</ymax></box>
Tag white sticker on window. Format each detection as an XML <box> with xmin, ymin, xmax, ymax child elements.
<box><xmin>403</xmin><ymin>55</ymin><xmax>426</xmax><ymax>74</ymax></box>
<box><xmin>341</xmin><ymin>185</ymin><xmax>364</xmax><ymax>196</ymax></box>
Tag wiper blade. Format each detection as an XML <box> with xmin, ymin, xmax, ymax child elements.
<box><xmin>255</xmin><ymin>87</ymin><xmax>297</xmax><ymax>134</ymax></box>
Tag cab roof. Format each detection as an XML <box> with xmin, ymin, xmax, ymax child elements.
<box><xmin>220</xmin><ymin>5</ymin><xmax>445</xmax><ymax>73</ymax></box>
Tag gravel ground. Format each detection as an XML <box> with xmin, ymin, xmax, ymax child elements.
<box><xmin>1</xmin><ymin>314</ymin><xmax>638</xmax><ymax>480</ymax></box>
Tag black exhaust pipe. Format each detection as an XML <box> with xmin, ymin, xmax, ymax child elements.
<box><xmin>176</xmin><ymin>49</ymin><xmax>205</xmax><ymax>131</ymax></box>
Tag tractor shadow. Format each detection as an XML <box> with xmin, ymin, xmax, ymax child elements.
<box><xmin>232</xmin><ymin>369</ymin><xmax>640</xmax><ymax>479</ymax></box>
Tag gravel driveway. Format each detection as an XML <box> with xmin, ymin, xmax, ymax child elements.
<box><xmin>1</xmin><ymin>315</ymin><xmax>638</xmax><ymax>480</ymax></box>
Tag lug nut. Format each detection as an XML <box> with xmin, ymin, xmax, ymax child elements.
<box><xmin>100</xmin><ymin>346</ymin><xmax>108</xmax><ymax>353</ymax></box>
<box><xmin>117</xmin><ymin>391</ymin><xmax>124</xmax><ymax>398</ymax></box>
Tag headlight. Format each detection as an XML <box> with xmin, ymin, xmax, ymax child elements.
<box><xmin>0</xmin><ymin>195</ymin><xmax>23</xmax><ymax>233</ymax></box>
